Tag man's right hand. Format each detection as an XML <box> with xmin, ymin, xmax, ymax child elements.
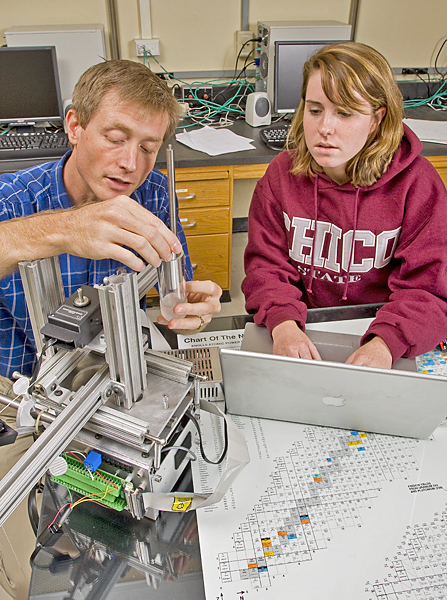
<box><xmin>64</xmin><ymin>196</ymin><xmax>182</xmax><ymax>271</ymax></box>
<box><xmin>271</xmin><ymin>320</ymin><xmax>322</xmax><ymax>360</ymax></box>
<box><xmin>0</xmin><ymin>196</ymin><xmax>183</xmax><ymax>278</ymax></box>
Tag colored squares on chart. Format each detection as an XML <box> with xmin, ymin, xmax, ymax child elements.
<box><xmin>300</xmin><ymin>515</ymin><xmax>310</xmax><ymax>525</ymax></box>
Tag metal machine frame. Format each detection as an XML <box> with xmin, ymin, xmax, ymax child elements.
<box><xmin>0</xmin><ymin>258</ymin><xmax>240</xmax><ymax>525</ymax></box>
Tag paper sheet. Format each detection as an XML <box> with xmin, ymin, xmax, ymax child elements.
<box><xmin>175</xmin><ymin>125</ymin><xmax>256</xmax><ymax>156</ymax></box>
<box><xmin>193</xmin><ymin>413</ymin><xmax>447</xmax><ymax>599</ymax></box>
<box><xmin>404</xmin><ymin>118</ymin><xmax>447</xmax><ymax>144</ymax></box>
<box><xmin>177</xmin><ymin>328</ymin><xmax>245</xmax><ymax>350</ymax></box>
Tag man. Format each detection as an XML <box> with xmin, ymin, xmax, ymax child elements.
<box><xmin>0</xmin><ymin>59</ymin><xmax>221</xmax><ymax>599</ymax></box>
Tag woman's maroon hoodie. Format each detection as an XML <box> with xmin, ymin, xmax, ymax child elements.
<box><xmin>243</xmin><ymin>125</ymin><xmax>447</xmax><ymax>362</ymax></box>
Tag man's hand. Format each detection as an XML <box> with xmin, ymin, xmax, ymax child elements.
<box><xmin>64</xmin><ymin>196</ymin><xmax>182</xmax><ymax>271</ymax></box>
<box><xmin>157</xmin><ymin>281</ymin><xmax>222</xmax><ymax>335</ymax></box>
<box><xmin>346</xmin><ymin>336</ymin><xmax>393</xmax><ymax>369</ymax></box>
<box><xmin>157</xmin><ymin>280</ymin><xmax>222</xmax><ymax>332</ymax></box>
<box><xmin>0</xmin><ymin>196</ymin><xmax>183</xmax><ymax>278</ymax></box>
<box><xmin>271</xmin><ymin>320</ymin><xmax>322</xmax><ymax>360</ymax></box>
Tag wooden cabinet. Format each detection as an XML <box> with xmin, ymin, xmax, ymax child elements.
<box><xmin>427</xmin><ymin>156</ymin><xmax>447</xmax><ymax>188</ymax></box>
<box><xmin>149</xmin><ymin>166</ymin><xmax>233</xmax><ymax>298</ymax></box>
<box><xmin>175</xmin><ymin>167</ymin><xmax>232</xmax><ymax>290</ymax></box>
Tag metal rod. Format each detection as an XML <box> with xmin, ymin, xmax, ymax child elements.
<box><xmin>137</xmin><ymin>264</ymin><xmax>158</xmax><ymax>299</ymax></box>
<box><xmin>106</xmin><ymin>0</ymin><xmax>121</xmax><ymax>59</ymax></box>
<box><xmin>0</xmin><ymin>393</ymin><xmax>20</xmax><ymax>412</ymax></box>
<box><xmin>18</xmin><ymin>257</ymin><xmax>65</xmax><ymax>355</ymax></box>
<box><xmin>166</xmin><ymin>145</ymin><xmax>177</xmax><ymax>237</ymax></box>
<box><xmin>348</xmin><ymin>0</ymin><xmax>361</xmax><ymax>41</ymax></box>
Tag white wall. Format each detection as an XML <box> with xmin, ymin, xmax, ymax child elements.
<box><xmin>1</xmin><ymin>0</ymin><xmax>446</xmax><ymax>219</ymax></box>
<box><xmin>1</xmin><ymin>0</ymin><xmax>446</xmax><ymax>72</ymax></box>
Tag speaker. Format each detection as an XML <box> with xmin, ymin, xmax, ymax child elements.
<box><xmin>245</xmin><ymin>92</ymin><xmax>271</xmax><ymax>127</ymax></box>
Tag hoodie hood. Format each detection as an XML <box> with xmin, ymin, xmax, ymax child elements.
<box><xmin>313</xmin><ymin>123</ymin><xmax>423</xmax><ymax>193</ymax></box>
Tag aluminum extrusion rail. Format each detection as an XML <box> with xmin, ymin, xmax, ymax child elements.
<box><xmin>0</xmin><ymin>364</ymin><xmax>111</xmax><ymax>526</ymax></box>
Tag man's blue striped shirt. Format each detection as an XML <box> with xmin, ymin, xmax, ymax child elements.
<box><xmin>0</xmin><ymin>152</ymin><xmax>193</xmax><ymax>378</ymax></box>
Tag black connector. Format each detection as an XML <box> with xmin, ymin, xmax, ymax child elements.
<box><xmin>156</xmin><ymin>72</ymin><xmax>174</xmax><ymax>80</ymax></box>
<box><xmin>402</xmin><ymin>68</ymin><xmax>429</xmax><ymax>75</ymax></box>
<box><xmin>0</xmin><ymin>420</ymin><xmax>18</xmax><ymax>447</ymax></box>
<box><xmin>37</xmin><ymin>523</ymin><xmax>64</xmax><ymax>547</ymax></box>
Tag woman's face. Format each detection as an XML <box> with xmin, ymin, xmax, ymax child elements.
<box><xmin>303</xmin><ymin>70</ymin><xmax>385</xmax><ymax>185</ymax></box>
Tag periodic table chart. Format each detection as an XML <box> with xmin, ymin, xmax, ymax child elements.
<box><xmin>416</xmin><ymin>349</ymin><xmax>447</xmax><ymax>376</ymax></box>
<box><xmin>192</xmin><ymin>410</ymin><xmax>447</xmax><ymax>600</ymax></box>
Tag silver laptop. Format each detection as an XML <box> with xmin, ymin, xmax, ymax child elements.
<box><xmin>220</xmin><ymin>323</ymin><xmax>447</xmax><ymax>439</ymax></box>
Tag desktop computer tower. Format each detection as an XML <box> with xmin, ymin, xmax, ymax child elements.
<box><xmin>5</xmin><ymin>24</ymin><xmax>107</xmax><ymax>103</ymax></box>
<box><xmin>256</xmin><ymin>20</ymin><xmax>352</xmax><ymax>115</ymax></box>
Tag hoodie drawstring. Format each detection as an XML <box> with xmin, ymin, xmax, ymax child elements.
<box><xmin>341</xmin><ymin>187</ymin><xmax>361</xmax><ymax>301</ymax></box>
<box><xmin>306</xmin><ymin>175</ymin><xmax>320</xmax><ymax>296</ymax></box>
<box><xmin>306</xmin><ymin>177</ymin><xmax>361</xmax><ymax>302</ymax></box>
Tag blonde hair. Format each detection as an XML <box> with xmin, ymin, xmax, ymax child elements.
<box><xmin>287</xmin><ymin>42</ymin><xmax>404</xmax><ymax>187</ymax></box>
<box><xmin>71</xmin><ymin>59</ymin><xmax>182</xmax><ymax>141</ymax></box>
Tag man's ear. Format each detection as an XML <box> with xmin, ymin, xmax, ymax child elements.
<box><xmin>65</xmin><ymin>109</ymin><xmax>82</xmax><ymax>146</ymax></box>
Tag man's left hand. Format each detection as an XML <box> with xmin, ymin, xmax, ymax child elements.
<box><xmin>346</xmin><ymin>336</ymin><xmax>393</xmax><ymax>369</ymax></box>
<box><xmin>157</xmin><ymin>280</ymin><xmax>222</xmax><ymax>333</ymax></box>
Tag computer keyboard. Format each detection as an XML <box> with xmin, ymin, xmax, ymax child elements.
<box><xmin>259</xmin><ymin>123</ymin><xmax>291</xmax><ymax>151</ymax></box>
<box><xmin>0</xmin><ymin>131</ymin><xmax>70</xmax><ymax>161</ymax></box>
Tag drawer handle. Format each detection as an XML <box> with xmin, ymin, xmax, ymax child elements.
<box><xmin>177</xmin><ymin>193</ymin><xmax>196</xmax><ymax>200</ymax></box>
<box><xmin>191</xmin><ymin>263</ymin><xmax>198</xmax><ymax>270</ymax></box>
<box><xmin>180</xmin><ymin>218</ymin><xmax>197</xmax><ymax>228</ymax></box>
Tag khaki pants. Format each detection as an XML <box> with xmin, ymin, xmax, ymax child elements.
<box><xmin>0</xmin><ymin>376</ymin><xmax>35</xmax><ymax>600</ymax></box>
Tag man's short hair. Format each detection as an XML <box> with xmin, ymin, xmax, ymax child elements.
<box><xmin>71</xmin><ymin>59</ymin><xmax>181</xmax><ymax>141</ymax></box>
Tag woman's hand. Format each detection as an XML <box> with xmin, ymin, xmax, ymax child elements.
<box><xmin>272</xmin><ymin>320</ymin><xmax>322</xmax><ymax>360</ymax></box>
<box><xmin>346</xmin><ymin>336</ymin><xmax>392</xmax><ymax>369</ymax></box>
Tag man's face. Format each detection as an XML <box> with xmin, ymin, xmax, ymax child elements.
<box><xmin>65</xmin><ymin>91</ymin><xmax>169</xmax><ymax>205</ymax></box>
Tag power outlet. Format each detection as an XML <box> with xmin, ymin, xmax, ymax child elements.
<box><xmin>135</xmin><ymin>39</ymin><xmax>160</xmax><ymax>57</ymax></box>
<box><xmin>236</xmin><ymin>30</ymin><xmax>254</xmax><ymax>59</ymax></box>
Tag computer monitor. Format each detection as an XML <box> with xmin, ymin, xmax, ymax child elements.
<box><xmin>0</xmin><ymin>46</ymin><xmax>63</xmax><ymax>129</ymax></box>
<box><xmin>273</xmin><ymin>41</ymin><xmax>330</xmax><ymax>114</ymax></box>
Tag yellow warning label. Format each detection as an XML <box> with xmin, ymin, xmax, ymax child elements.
<box><xmin>172</xmin><ymin>497</ymin><xmax>192</xmax><ymax>512</ymax></box>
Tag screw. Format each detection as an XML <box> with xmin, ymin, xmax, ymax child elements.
<box><xmin>73</xmin><ymin>288</ymin><xmax>90</xmax><ymax>307</ymax></box>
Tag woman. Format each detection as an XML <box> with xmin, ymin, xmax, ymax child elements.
<box><xmin>242</xmin><ymin>42</ymin><xmax>447</xmax><ymax>368</ymax></box>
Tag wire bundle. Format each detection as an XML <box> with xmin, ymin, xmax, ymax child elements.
<box><xmin>403</xmin><ymin>37</ymin><xmax>447</xmax><ymax>110</ymax></box>
<box><xmin>142</xmin><ymin>44</ymin><xmax>258</xmax><ymax>129</ymax></box>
